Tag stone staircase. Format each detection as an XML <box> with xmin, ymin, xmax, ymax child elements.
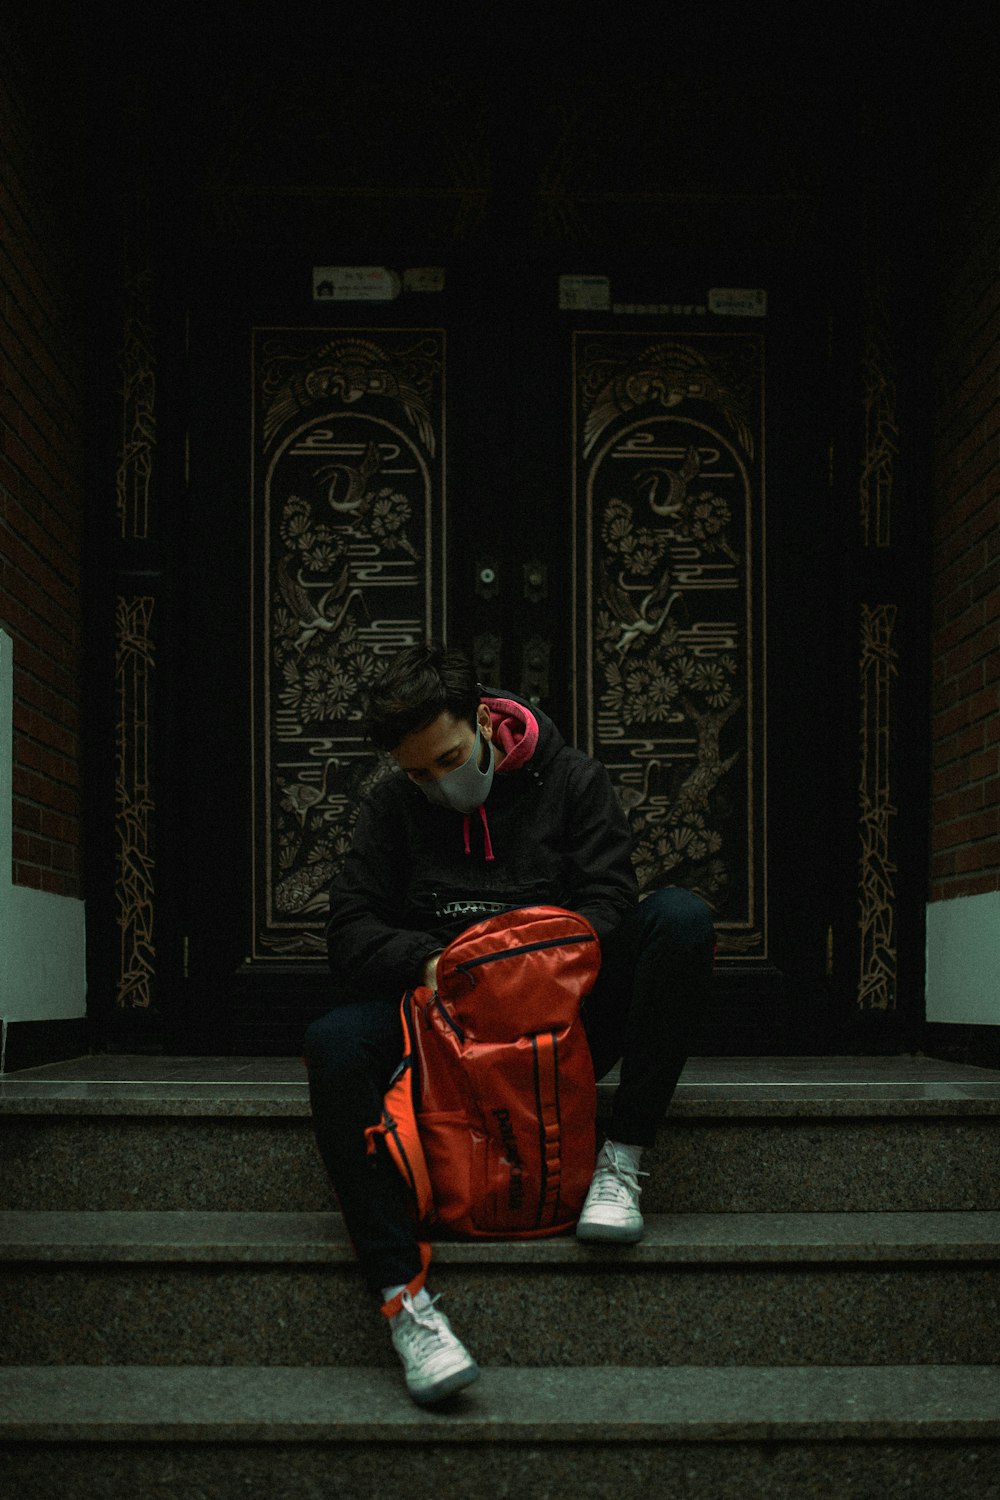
<box><xmin>1</xmin><ymin>1054</ymin><xmax>999</xmax><ymax>1498</ymax></box>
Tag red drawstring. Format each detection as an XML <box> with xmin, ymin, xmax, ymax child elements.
<box><xmin>461</xmin><ymin>807</ymin><xmax>495</xmax><ymax>861</ymax></box>
<box><xmin>479</xmin><ymin>804</ymin><xmax>494</xmax><ymax>861</ymax></box>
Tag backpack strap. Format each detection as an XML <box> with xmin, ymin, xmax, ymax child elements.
<box><xmin>363</xmin><ymin>991</ymin><xmax>434</xmax><ymax>1314</ymax></box>
<box><xmin>364</xmin><ymin>992</ymin><xmax>433</xmax><ymax>1215</ymax></box>
<box><xmin>378</xmin><ymin>1239</ymin><xmax>433</xmax><ymax>1320</ymax></box>
<box><xmin>531</xmin><ymin>1029</ymin><xmax>566</xmax><ymax>1228</ymax></box>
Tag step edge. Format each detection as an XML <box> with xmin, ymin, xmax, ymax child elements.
<box><xmin>3</xmin><ymin>1093</ymin><xmax>1000</xmax><ymax>1119</ymax></box>
<box><xmin>1</xmin><ymin>1365</ymin><xmax>999</xmax><ymax>1444</ymax></box>
<box><xmin>3</xmin><ymin>1210</ymin><xmax>1000</xmax><ymax>1264</ymax></box>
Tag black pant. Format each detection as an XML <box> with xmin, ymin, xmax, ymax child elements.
<box><xmin>303</xmin><ymin>886</ymin><xmax>714</xmax><ymax>1294</ymax></box>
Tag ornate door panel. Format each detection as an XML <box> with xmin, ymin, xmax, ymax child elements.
<box><xmin>251</xmin><ymin>329</ymin><xmax>445</xmax><ymax>961</ymax></box>
<box><xmin>179</xmin><ymin>301</ymin><xmax>450</xmax><ymax>1047</ymax></box>
<box><xmin>572</xmin><ymin>331</ymin><xmax>766</xmax><ymax>963</ymax></box>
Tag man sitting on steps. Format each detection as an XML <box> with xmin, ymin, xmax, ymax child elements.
<box><xmin>304</xmin><ymin>640</ymin><xmax>714</xmax><ymax>1404</ymax></box>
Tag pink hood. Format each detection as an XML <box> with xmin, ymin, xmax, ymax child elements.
<box><xmin>484</xmin><ymin>694</ymin><xmax>540</xmax><ymax>773</ymax></box>
<box><xmin>458</xmin><ymin>696</ymin><xmax>539</xmax><ymax>862</ymax></box>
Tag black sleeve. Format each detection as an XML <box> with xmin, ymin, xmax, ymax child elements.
<box><xmin>561</xmin><ymin>757</ymin><xmax>638</xmax><ymax>941</ymax></box>
<box><xmin>324</xmin><ymin>789</ymin><xmax>441</xmax><ymax>1002</ymax></box>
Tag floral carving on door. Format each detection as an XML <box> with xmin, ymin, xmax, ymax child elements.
<box><xmin>251</xmin><ymin>329</ymin><xmax>445</xmax><ymax>958</ymax></box>
<box><xmin>574</xmin><ymin>332</ymin><xmax>767</xmax><ymax>960</ymax></box>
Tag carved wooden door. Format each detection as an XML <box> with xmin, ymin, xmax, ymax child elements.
<box><xmin>176</xmin><ymin>258</ymin><xmax>843</xmax><ymax>1053</ymax></box>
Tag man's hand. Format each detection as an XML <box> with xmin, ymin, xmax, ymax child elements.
<box><xmin>421</xmin><ymin>951</ymin><xmax>442</xmax><ymax>990</ymax></box>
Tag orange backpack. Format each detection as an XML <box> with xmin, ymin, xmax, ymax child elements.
<box><xmin>366</xmin><ymin>905</ymin><xmax>600</xmax><ymax>1315</ymax></box>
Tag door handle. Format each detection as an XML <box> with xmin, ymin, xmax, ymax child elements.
<box><xmin>520</xmin><ymin>635</ymin><xmax>551</xmax><ymax>706</ymax></box>
<box><xmin>473</xmin><ymin>633</ymin><xmax>502</xmax><ymax>688</ymax></box>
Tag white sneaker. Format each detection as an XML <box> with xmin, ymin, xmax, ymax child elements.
<box><xmin>389</xmin><ymin>1292</ymin><xmax>480</xmax><ymax>1405</ymax></box>
<box><xmin>575</xmin><ymin>1140</ymin><xmax>648</xmax><ymax>1243</ymax></box>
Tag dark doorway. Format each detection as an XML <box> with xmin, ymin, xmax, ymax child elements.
<box><xmin>85</xmin><ymin>31</ymin><xmax>932</xmax><ymax>1059</ymax></box>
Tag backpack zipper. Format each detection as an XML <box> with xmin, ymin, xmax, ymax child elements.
<box><xmin>431</xmin><ymin>993</ymin><xmax>466</xmax><ymax>1042</ymax></box>
<box><xmin>454</xmin><ymin>932</ymin><xmax>596</xmax><ymax>985</ymax></box>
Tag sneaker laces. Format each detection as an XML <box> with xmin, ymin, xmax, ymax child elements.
<box><xmin>399</xmin><ymin>1290</ymin><xmax>446</xmax><ymax>1332</ymax></box>
<box><xmin>395</xmin><ymin>1292</ymin><xmax>460</xmax><ymax>1360</ymax></box>
<box><xmin>589</xmin><ymin>1143</ymin><xmax>649</xmax><ymax>1206</ymax></box>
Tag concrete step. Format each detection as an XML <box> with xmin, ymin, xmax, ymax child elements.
<box><xmin>3</xmin><ymin>1209</ymin><xmax>999</xmax><ymax>1368</ymax></box>
<box><xmin>3</xmin><ymin>1055</ymin><xmax>1000</xmax><ymax>1213</ymax></box>
<box><xmin>2</xmin><ymin>1364</ymin><xmax>999</xmax><ymax>1499</ymax></box>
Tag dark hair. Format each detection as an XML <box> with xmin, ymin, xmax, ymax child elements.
<box><xmin>363</xmin><ymin>640</ymin><xmax>480</xmax><ymax>751</ymax></box>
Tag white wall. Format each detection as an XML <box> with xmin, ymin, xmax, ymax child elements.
<box><xmin>0</xmin><ymin>628</ymin><xmax>87</xmax><ymax>1058</ymax></box>
<box><xmin>925</xmin><ymin>889</ymin><xmax>1000</xmax><ymax>1026</ymax></box>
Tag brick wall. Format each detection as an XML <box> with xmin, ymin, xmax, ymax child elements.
<box><xmin>929</xmin><ymin>95</ymin><xmax>1000</xmax><ymax>903</ymax></box>
<box><xmin>0</xmin><ymin>32</ymin><xmax>86</xmax><ymax>900</ymax></box>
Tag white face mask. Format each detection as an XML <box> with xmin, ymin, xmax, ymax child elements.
<box><xmin>418</xmin><ymin>723</ymin><xmax>495</xmax><ymax>814</ymax></box>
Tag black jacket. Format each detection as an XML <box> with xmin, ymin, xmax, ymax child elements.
<box><xmin>325</xmin><ymin>691</ymin><xmax>638</xmax><ymax>1003</ymax></box>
